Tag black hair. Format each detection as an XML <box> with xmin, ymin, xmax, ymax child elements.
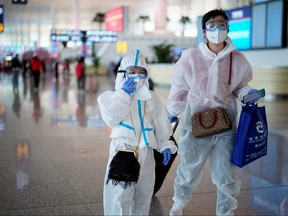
<box><xmin>201</xmin><ymin>8</ymin><xmax>229</xmax><ymax>30</ymax></box>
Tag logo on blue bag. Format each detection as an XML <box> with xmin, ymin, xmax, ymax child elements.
<box><xmin>256</xmin><ymin>121</ymin><xmax>264</xmax><ymax>133</ymax></box>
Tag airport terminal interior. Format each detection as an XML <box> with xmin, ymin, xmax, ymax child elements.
<box><xmin>1</xmin><ymin>0</ymin><xmax>288</xmax><ymax>215</ymax></box>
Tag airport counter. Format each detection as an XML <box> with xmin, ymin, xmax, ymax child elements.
<box><xmin>149</xmin><ymin>64</ymin><xmax>288</xmax><ymax>96</ymax></box>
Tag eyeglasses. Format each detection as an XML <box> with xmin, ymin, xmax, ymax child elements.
<box><xmin>205</xmin><ymin>19</ymin><xmax>228</xmax><ymax>31</ymax></box>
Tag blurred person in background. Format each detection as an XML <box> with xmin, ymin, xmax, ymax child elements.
<box><xmin>30</xmin><ymin>54</ymin><xmax>43</xmax><ymax>91</ymax></box>
<box><xmin>11</xmin><ymin>54</ymin><xmax>22</xmax><ymax>92</ymax></box>
<box><xmin>75</xmin><ymin>57</ymin><xmax>86</xmax><ymax>93</ymax></box>
<box><xmin>21</xmin><ymin>59</ymin><xmax>28</xmax><ymax>80</ymax></box>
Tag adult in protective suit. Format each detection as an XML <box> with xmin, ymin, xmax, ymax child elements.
<box><xmin>168</xmin><ymin>9</ymin><xmax>259</xmax><ymax>216</ymax></box>
<box><xmin>97</xmin><ymin>50</ymin><xmax>177</xmax><ymax>215</ymax></box>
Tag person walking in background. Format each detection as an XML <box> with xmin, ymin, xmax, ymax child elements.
<box><xmin>11</xmin><ymin>54</ymin><xmax>22</xmax><ymax>92</ymax></box>
<box><xmin>30</xmin><ymin>54</ymin><xmax>43</xmax><ymax>91</ymax></box>
<box><xmin>75</xmin><ymin>57</ymin><xmax>86</xmax><ymax>93</ymax></box>
<box><xmin>167</xmin><ymin>9</ymin><xmax>260</xmax><ymax>216</ymax></box>
<box><xmin>21</xmin><ymin>59</ymin><xmax>28</xmax><ymax>80</ymax></box>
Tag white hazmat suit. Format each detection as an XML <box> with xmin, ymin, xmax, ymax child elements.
<box><xmin>167</xmin><ymin>37</ymin><xmax>254</xmax><ymax>215</ymax></box>
<box><xmin>97</xmin><ymin>50</ymin><xmax>177</xmax><ymax>215</ymax></box>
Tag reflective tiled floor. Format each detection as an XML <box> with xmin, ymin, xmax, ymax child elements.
<box><xmin>0</xmin><ymin>71</ymin><xmax>288</xmax><ymax>215</ymax></box>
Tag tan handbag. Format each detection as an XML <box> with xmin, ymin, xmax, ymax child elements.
<box><xmin>191</xmin><ymin>53</ymin><xmax>233</xmax><ymax>138</ymax></box>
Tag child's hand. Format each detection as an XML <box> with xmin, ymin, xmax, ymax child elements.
<box><xmin>162</xmin><ymin>149</ymin><xmax>171</xmax><ymax>166</ymax></box>
<box><xmin>122</xmin><ymin>77</ymin><xmax>136</xmax><ymax>95</ymax></box>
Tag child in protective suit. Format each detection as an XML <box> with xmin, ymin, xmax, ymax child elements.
<box><xmin>97</xmin><ymin>50</ymin><xmax>177</xmax><ymax>215</ymax></box>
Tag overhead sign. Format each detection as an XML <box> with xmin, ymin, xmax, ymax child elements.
<box><xmin>0</xmin><ymin>5</ymin><xmax>4</xmax><ymax>33</ymax></box>
<box><xmin>50</xmin><ymin>29</ymin><xmax>86</xmax><ymax>42</ymax></box>
<box><xmin>50</xmin><ymin>29</ymin><xmax>117</xmax><ymax>43</ymax></box>
<box><xmin>86</xmin><ymin>30</ymin><xmax>117</xmax><ymax>43</ymax></box>
<box><xmin>105</xmin><ymin>6</ymin><xmax>128</xmax><ymax>33</ymax></box>
<box><xmin>116</xmin><ymin>41</ymin><xmax>127</xmax><ymax>54</ymax></box>
<box><xmin>12</xmin><ymin>0</ymin><xmax>28</xmax><ymax>4</ymax></box>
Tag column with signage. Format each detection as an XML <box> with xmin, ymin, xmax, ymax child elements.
<box><xmin>0</xmin><ymin>5</ymin><xmax>4</xmax><ymax>33</ymax></box>
<box><xmin>12</xmin><ymin>0</ymin><xmax>28</xmax><ymax>4</ymax></box>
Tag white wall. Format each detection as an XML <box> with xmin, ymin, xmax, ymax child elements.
<box><xmin>242</xmin><ymin>48</ymin><xmax>288</xmax><ymax>68</ymax></box>
<box><xmin>95</xmin><ymin>35</ymin><xmax>288</xmax><ymax>68</ymax></box>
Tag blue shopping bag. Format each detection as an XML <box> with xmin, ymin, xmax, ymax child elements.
<box><xmin>231</xmin><ymin>103</ymin><xmax>268</xmax><ymax>168</ymax></box>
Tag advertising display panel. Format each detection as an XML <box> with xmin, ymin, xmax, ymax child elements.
<box><xmin>226</xmin><ymin>6</ymin><xmax>252</xmax><ymax>50</ymax></box>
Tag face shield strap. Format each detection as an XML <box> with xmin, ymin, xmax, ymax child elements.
<box><xmin>117</xmin><ymin>70</ymin><xmax>126</xmax><ymax>78</ymax></box>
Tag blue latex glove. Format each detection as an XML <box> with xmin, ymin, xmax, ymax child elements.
<box><xmin>169</xmin><ymin>114</ymin><xmax>179</xmax><ymax>124</ymax></box>
<box><xmin>122</xmin><ymin>77</ymin><xmax>136</xmax><ymax>95</ymax></box>
<box><xmin>162</xmin><ymin>148</ymin><xmax>171</xmax><ymax>166</ymax></box>
<box><xmin>247</xmin><ymin>89</ymin><xmax>259</xmax><ymax>103</ymax></box>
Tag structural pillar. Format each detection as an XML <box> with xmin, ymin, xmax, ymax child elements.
<box><xmin>73</xmin><ymin>0</ymin><xmax>80</xmax><ymax>30</ymax></box>
<box><xmin>37</xmin><ymin>17</ymin><xmax>41</xmax><ymax>48</ymax></box>
<box><xmin>154</xmin><ymin>0</ymin><xmax>167</xmax><ymax>31</ymax></box>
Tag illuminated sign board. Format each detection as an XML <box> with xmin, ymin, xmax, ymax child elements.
<box><xmin>105</xmin><ymin>6</ymin><xmax>128</xmax><ymax>32</ymax></box>
<box><xmin>86</xmin><ymin>30</ymin><xmax>117</xmax><ymax>42</ymax></box>
<box><xmin>116</xmin><ymin>41</ymin><xmax>127</xmax><ymax>53</ymax></box>
<box><xmin>12</xmin><ymin>0</ymin><xmax>28</xmax><ymax>4</ymax></box>
<box><xmin>0</xmin><ymin>5</ymin><xmax>4</xmax><ymax>33</ymax></box>
<box><xmin>50</xmin><ymin>29</ymin><xmax>86</xmax><ymax>42</ymax></box>
<box><xmin>226</xmin><ymin>6</ymin><xmax>252</xmax><ymax>50</ymax></box>
<box><xmin>50</xmin><ymin>29</ymin><xmax>117</xmax><ymax>43</ymax></box>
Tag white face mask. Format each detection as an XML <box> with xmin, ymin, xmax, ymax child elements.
<box><xmin>125</xmin><ymin>76</ymin><xmax>146</xmax><ymax>94</ymax></box>
<box><xmin>134</xmin><ymin>78</ymin><xmax>145</xmax><ymax>91</ymax></box>
<box><xmin>206</xmin><ymin>29</ymin><xmax>227</xmax><ymax>44</ymax></box>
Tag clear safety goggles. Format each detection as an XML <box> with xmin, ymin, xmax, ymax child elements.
<box><xmin>205</xmin><ymin>19</ymin><xmax>228</xmax><ymax>31</ymax></box>
<box><xmin>125</xmin><ymin>66</ymin><xmax>148</xmax><ymax>79</ymax></box>
<box><xmin>117</xmin><ymin>66</ymin><xmax>148</xmax><ymax>79</ymax></box>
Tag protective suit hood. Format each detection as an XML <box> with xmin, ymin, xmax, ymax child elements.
<box><xmin>115</xmin><ymin>50</ymin><xmax>151</xmax><ymax>100</ymax></box>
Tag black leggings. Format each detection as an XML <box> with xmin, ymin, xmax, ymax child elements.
<box><xmin>33</xmin><ymin>71</ymin><xmax>40</xmax><ymax>88</ymax></box>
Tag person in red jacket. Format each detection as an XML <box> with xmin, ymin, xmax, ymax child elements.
<box><xmin>30</xmin><ymin>54</ymin><xmax>43</xmax><ymax>91</ymax></box>
<box><xmin>75</xmin><ymin>57</ymin><xmax>85</xmax><ymax>93</ymax></box>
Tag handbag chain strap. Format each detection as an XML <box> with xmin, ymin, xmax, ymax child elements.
<box><xmin>224</xmin><ymin>52</ymin><xmax>232</xmax><ymax>109</ymax></box>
